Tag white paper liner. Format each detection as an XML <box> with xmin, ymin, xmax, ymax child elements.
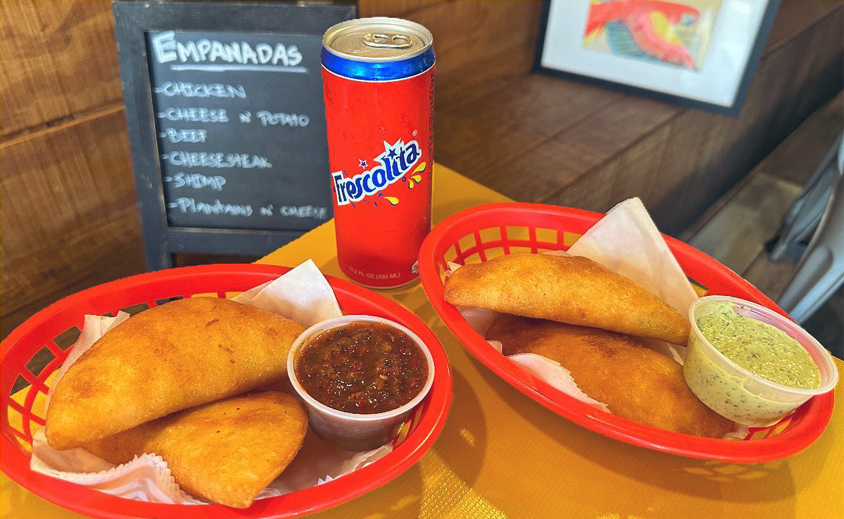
<box><xmin>450</xmin><ymin>198</ymin><xmax>740</xmax><ymax>436</ymax></box>
<box><xmin>447</xmin><ymin>263</ymin><xmax>609</xmax><ymax>412</ymax></box>
<box><xmin>567</xmin><ymin>197</ymin><xmax>699</xmax><ymax>317</ymax></box>
<box><xmin>232</xmin><ymin>259</ymin><xmax>342</xmax><ymax>327</ymax></box>
<box><xmin>489</xmin><ymin>340</ymin><xmax>610</xmax><ymax>413</ymax></box>
<box><xmin>31</xmin><ymin>258</ymin><xmax>394</xmax><ymax>504</ymax></box>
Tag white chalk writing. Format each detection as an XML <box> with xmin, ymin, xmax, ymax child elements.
<box><xmin>256</xmin><ymin>111</ymin><xmax>309</xmax><ymax>127</ymax></box>
<box><xmin>154</xmin><ymin>82</ymin><xmax>246</xmax><ymax>99</ymax></box>
<box><xmin>168</xmin><ymin>198</ymin><xmax>252</xmax><ymax>216</ymax></box>
<box><xmin>150</xmin><ymin>31</ymin><xmax>303</xmax><ymax>69</ymax></box>
<box><xmin>160</xmin><ymin>128</ymin><xmax>207</xmax><ymax>143</ymax></box>
<box><xmin>157</xmin><ymin>107</ymin><xmax>228</xmax><ymax>123</ymax></box>
<box><xmin>164</xmin><ymin>173</ymin><xmax>226</xmax><ymax>191</ymax></box>
<box><xmin>166</xmin><ymin>152</ymin><xmax>271</xmax><ymax>169</ymax></box>
<box><xmin>279</xmin><ymin>205</ymin><xmax>329</xmax><ymax>219</ymax></box>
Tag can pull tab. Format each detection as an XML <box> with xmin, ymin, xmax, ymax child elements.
<box><xmin>362</xmin><ymin>32</ymin><xmax>412</xmax><ymax>49</ymax></box>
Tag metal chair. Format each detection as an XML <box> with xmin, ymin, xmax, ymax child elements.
<box><xmin>774</xmin><ymin>131</ymin><xmax>844</xmax><ymax>323</ymax></box>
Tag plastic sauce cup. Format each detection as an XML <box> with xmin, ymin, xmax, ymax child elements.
<box><xmin>288</xmin><ymin>315</ymin><xmax>435</xmax><ymax>451</ymax></box>
<box><xmin>683</xmin><ymin>296</ymin><xmax>838</xmax><ymax>427</ymax></box>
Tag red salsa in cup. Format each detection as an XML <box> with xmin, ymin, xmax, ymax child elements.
<box><xmin>295</xmin><ymin>322</ymin><xmax>428</xmax><ymax>414</ymax></box>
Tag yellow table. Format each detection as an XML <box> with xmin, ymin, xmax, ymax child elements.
<box><xmin>3</xmin><ymin>165</ymin><xmax>842</xmax><ymax>518</ymax></box>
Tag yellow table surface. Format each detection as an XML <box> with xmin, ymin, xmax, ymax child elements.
<box><xmin>3</xmin><ymin>165</ymin><xmax>842</xmax><ymax>519</ymax></box>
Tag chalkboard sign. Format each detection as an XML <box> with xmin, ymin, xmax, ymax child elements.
<box><xmin>114</xmin><ymin>1</ymin><xmax>356</xmax><ymax>269</ymax></box>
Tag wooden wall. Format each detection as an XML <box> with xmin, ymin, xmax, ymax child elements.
<box><xmin>0</xmin><ymin>0</ymin><xmax>543</xmax><ymax>338</ymax></box>
<box><xmin>1</xmin><ymin>0</ymin><xmax>841</xmax><ymax>339</ymax></box>
<box><xmin>435</xmin><ymin>2</ymin><xmax>844</xmax><ymax>235</ymax></box>
<box><xmin>1</xmin><ymin>1</ymin><xmax>142</xmax><ymax>338</ymax></box>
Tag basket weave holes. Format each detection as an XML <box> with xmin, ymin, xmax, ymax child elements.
<box><xmin>11</xmin><ymin>375</ymin><xmax>29</xmax><ymax>394</ymax></box>
<box><xmin>505</xmin><ymin>226</ymin><xmax>530</xmax><ymax>243</ymax></box>
<box><xmin>504</xmin><ymin>226</ymin><xmax>534</xmax><ymax>254</ymax></box>
<box><xmin>478</xmin><ymin>227</ymin><xmax>502</xmax><ymax>245</ymax></box>
<box><xmin>5</xmin><ymin>405</ymin><xmax>28</xmax><ymax>449</ymax></box>
<box><xmin>461</xmin><ymin>252</ymin><xmax>484</xmax><ymax>265</ymax></box>
<box><xmin>482</xmin><ymin>247</ymin><xmax>506</xmax><ymax>261</ymax></box>
<box><xmin>120</xmin><ymin>303</ymin><xmax>150</xmax><ymax>316</ymax></box>
<box><xmin>443</xmin><ymin>245</ymin><xmax>458</xmax><ymax>265</ymax></box>
<box><xmin>53</xmin><ymin>326</ymin><xmax>81</xmax><ymax>351</ymax></box>
<box><xmin>535</xmin><ymin>228</ymin><xmax>559</xmax><ymax>249</ymax></box>
<box><xmin>563</xmin><ymin>232</ymin><xmax>581</xmax><ymax>248</ymax></box>
<box><xmin>457</xmin><ymin>234</ymin><xmax>476</xmax><ymax>259</ymax></box>
<box><xmin>25</xmin><ymin>346</ymin><xmax>55</xmax><ymax>378</ymax></box>
<box><xmin>155</xmin><ymin>296</ymin><xmax>184</xmax><ymax>306</ymax></box>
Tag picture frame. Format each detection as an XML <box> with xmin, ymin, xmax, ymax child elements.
<box><xmin>535</xmin><ymin>0</ymin><xmax>782</xmax><ymax>115</ymax></box>
<box><xmin>113</xmin><ymin>0</ymin><xmax>356</xmax><ymax>270</ymax></box>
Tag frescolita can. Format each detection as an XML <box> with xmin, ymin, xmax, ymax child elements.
<box><xmin>322</xmin><ymin>18</ymin><xmax>435</xmax><ymax>288</ymax></box>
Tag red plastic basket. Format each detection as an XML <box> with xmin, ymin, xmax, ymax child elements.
<box><xmin>419</xmin><ymin>202</ymin><xmax>834</xmax><ymax>463</ymax></box>
<box><xmin>0</xmin><ymin>264</ymin><xmax>452</xmax><ymax>519</ymax></box>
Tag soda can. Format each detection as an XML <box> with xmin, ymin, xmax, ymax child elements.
<box><xmin>322</xmin><ymin>18</ymin><xmax>435</xmax><ymax>288</ymax></box>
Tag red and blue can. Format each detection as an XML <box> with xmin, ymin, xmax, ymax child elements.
<box><xmin>322</xmin><ymin>18</ymin><xmax>435</xmax><ymax>288</ymax></box>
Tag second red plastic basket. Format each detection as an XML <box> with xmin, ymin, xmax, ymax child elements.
<box><xmin>418</xmin><ymin>202</ymin><xmax>835</xmax><ymax>463</ymax></box>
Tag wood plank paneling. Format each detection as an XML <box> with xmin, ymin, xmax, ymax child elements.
<box><xmin>607</xmin><ymin>124</ymin><xmax>673</xmax><ymax>210</ymax></box>
<box><xmin>358</xmin><ymin>0</ymin><xmax>451</xmax><ymax>18</ymax></box>
<box><xmin>0</xmin><ymin>0</ymin><xmax>122</xmax><ymax>137</ymax></box>
<box><xmin>0</xmin><ymin>107</ymin><xmax>145</xmax><ymax>316</ymax></box>
<box><xmin>765</xmin><ymin>0</ymin><xmax>839</xmax><ymax>54</ymax></box>
<box><xmin>404</xmin><ymin>0</ymin><xmax>543</xmax><ymax>111</ymax></box>
<box><xmin>0</xmin><ymin>246</ymin><xmax>144</xmax><ymax>341</ymax></box>
<box><xmin>445</xmin><ymin>1</ymin><xmax>844</xmax><ymax>235</ymax></box>
<box><xmin>435</xmin><ymin>75</ymin><xmax>625</xmax><ymax>183</ymax></box>
<box><xmin>0</xmin><ymin>0</ymin><xmax>537</xmax><ymax>138</ymax></box>
<box><xmin>454</xmin><ymin>91</ymin><xmax>678</xmax><ymax>203</ymax></box>
<box><xmin>548</xmin><ymin>153</ymin><xmax>618</xmax><ymax>215</ymax></box>
<box><xmin>548</xmin><ymin>123</ymin><xmax>675</xmax><ymax>215</ymax></box>
<box><xmin>757</xmin><ymin>7</ymin><xmax>843</xmax><ymax>156</ymax></box>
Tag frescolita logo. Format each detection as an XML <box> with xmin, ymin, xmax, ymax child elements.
<box><xmin>332</xmin><ymin>139</ymin><xmax>421</xmax><ymax>206</ymax></box>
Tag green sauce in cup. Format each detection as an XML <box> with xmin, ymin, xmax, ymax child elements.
<box><xmin>683</xmin><ymin>296</ymin><xmax>836</xmax><ymax>427</ymax></box>
<box><xmin>696</xmin><ymin>303</ymin><xmax>820</xmax><ymax>390</ymax></box>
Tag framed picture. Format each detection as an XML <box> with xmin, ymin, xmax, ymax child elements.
<box><xmin>535</xmin><ymin>0</ymin><xmax>781</xmax><ymax>115</ymax></box>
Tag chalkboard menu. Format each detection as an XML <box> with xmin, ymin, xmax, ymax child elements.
<box><xmin>114</xmin><ymin>1</ymin><xmax>356</xmax><ymax>269</ymax></box>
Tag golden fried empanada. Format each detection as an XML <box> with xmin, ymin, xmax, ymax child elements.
<box><xmin>488</xmin><ymin>314</ymin><xmax>733</xmax><ymax>438</ymax></box>
<box><xmin>85</xmin><ymin>392</ymin><xmax>308</xmax><ymax>508</ymax></box>
<box><xmin>46</xmin><ymin>298</ymin><xmax>305</xmax><ymax>450</ymax></box>
<box><xmin>445</xmin><ymin>253</ymin><xmax>690</xmax><ymax>344</ymax></box>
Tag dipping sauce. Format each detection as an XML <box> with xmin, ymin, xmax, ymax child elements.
<box><xmin>295</xmin><ymin>322</ymin><xmax>428</xmax><ymax>414</ymax></box>
<box><xmin>696</xmin><ymin>303</ymin><xmax>820</xmax><ymax>389</ymax></box>
<box><xmin>683</xmin><ymin>298</ymin><xmax>828</xmax><ymax>426</ymax></box>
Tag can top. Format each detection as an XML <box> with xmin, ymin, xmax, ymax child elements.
<box><xmin>323</xmin><ymin>17</ymin><xmax>433</xmax><ymax>63</ymax></box>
